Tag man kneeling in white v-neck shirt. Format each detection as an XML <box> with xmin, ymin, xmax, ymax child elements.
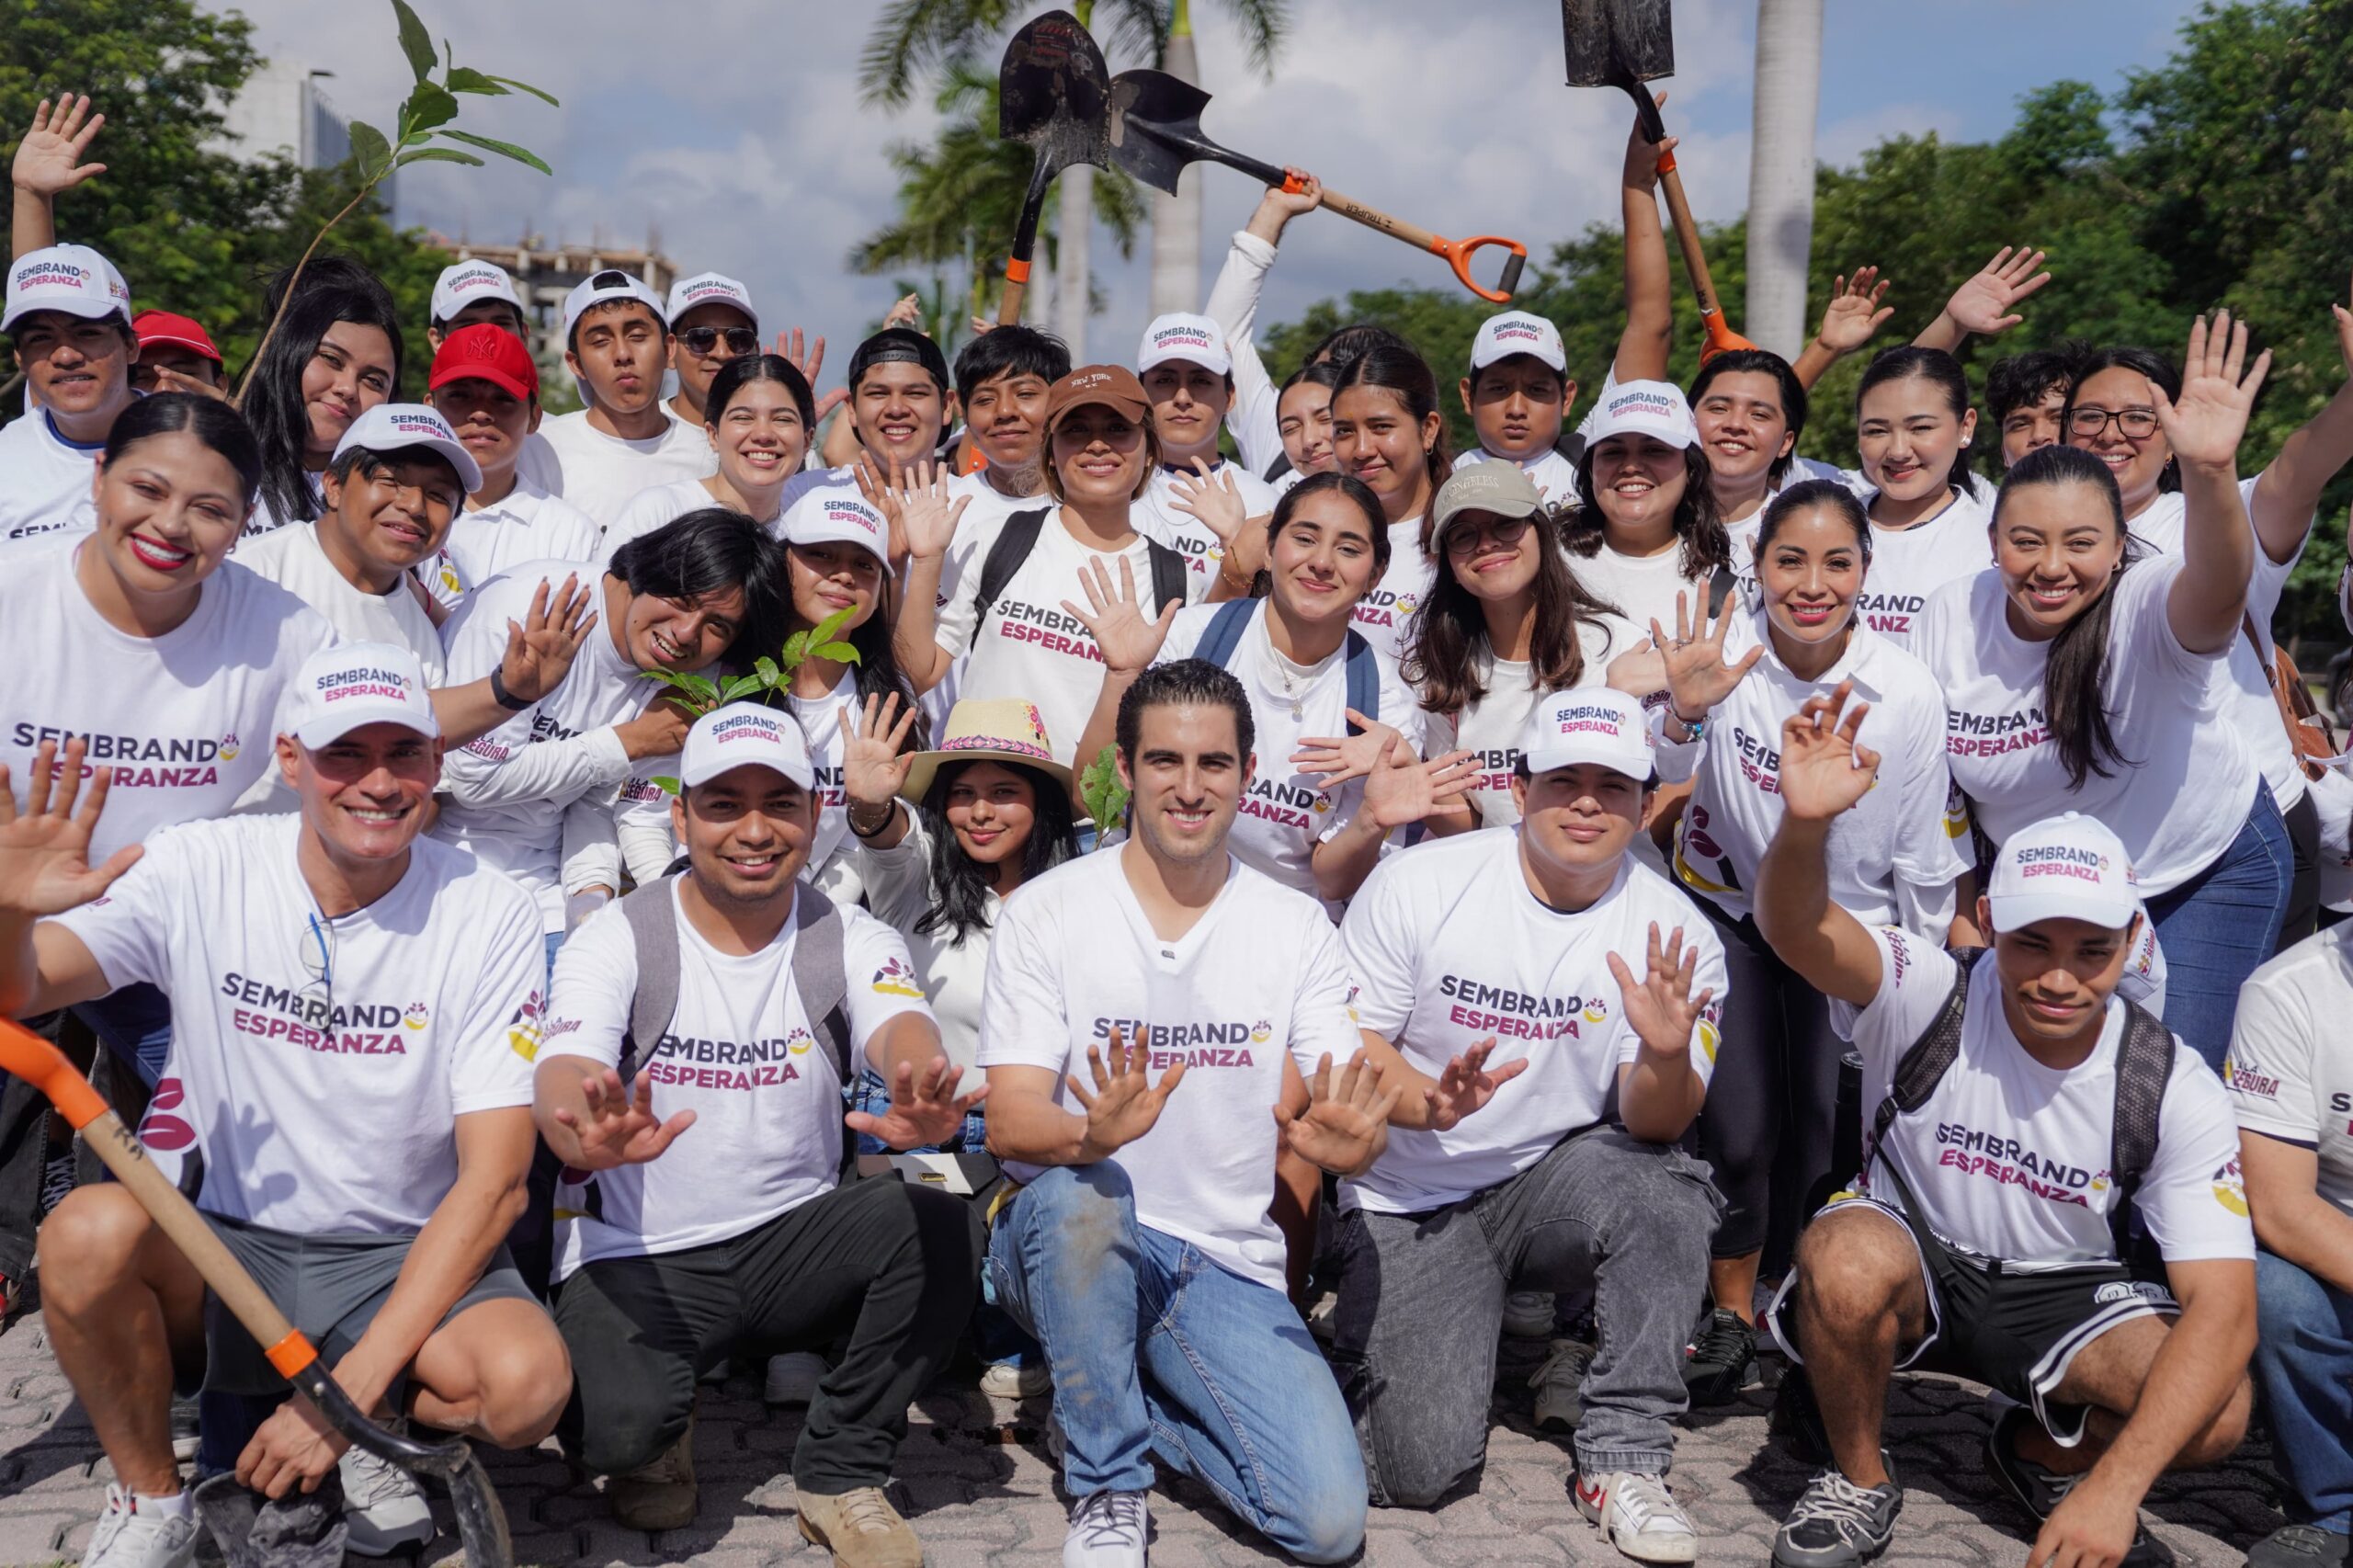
<box><xmin>5</xmin><ymin>642</ymin><xmax>570</xmax><ymax>1568</ymax></box>
<box><xmin>1331</xmin><ymin>687</ymin><xmax>1728</xmax><ymax>1568</ymax></box>
<box><xmin>1754</xmin><ymin>691</ymin><xmax>2256</xmax><ymax>1568</ymax></box>
<box><xmin>533</xmin><ymin>703</ymin><xmax>983</xmax><ymax>1562</ymax></box>
<box><xmin>978</xmin><ymin>660</ymin><xmax>1399</xmax><ymax>1568</ymax></box>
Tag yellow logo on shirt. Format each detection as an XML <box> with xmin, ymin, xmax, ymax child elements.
<box><xmin>505</xmin><ymin>992</ymin><xmax>543</xmax><ymax>1062</ymax></box>
<box><xmin>1249</xmin><ymin>1018</ymin><xmax>1273</xmax><ymax>1044</ymax></box>
<box><xmin>218</xmin><ymin>733</ymin><xmax>241</xmax><ymax>762</ymax></box>
<box><xmin>404</xmin><ymin>1003</ymin><xmax>430</xmax><ymax>1031</ymax></box>
<box><xmin>2211</xmin><ymin>1158</ymin><xmax>2248</xmax><ymax>1218</ymax></box>
<box><xmin>786</xmin><ymin>1027</ymin><xmax>815</xmax><ymax>1056</ymax></box>
<box><xmin>1696</xmin><ymin>1018</ymin><xmax>1720</xmax><ymax>1063</ymax></box>
<box><xmin>870</xmin><ymin>959</ymin><xmax>924</xmax><ymax>998</ymax></box>
<box><xmin>1583</xmin><ymin>1001</ymin><xmax>1608</xmax><ymax>1025</ymax></box>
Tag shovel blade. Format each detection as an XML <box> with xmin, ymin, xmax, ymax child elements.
<box><xmin>1562</xmin><ymin>0</ymin><xmax>1675</xmax><ymax>88</ymax></box>
<box><xmin>1107</xmin><ymin>70</ymin><xmax>1213</xmax><ymax>196</ymax></box>
<box><xmin>998</xmin><ymin>8</ymin><xmax>1113</xmax><ymax>173</ymax></box>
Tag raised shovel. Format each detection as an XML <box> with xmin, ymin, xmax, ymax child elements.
<box><xmin>1562</xmin><ymin>0</ymin><xmax>1757</xmax><ymax>359</ymax></box>
<box><xmin>995</xmin><ymin>10</ymin><xmax>1116</xmax><ymax>325</ymax></box>
<box><xmin>1107</xmin><ymin>69</ymin><xmax>1529</xmax><ymax>304</ymax></box>
<box><xmin>0</xmin><ymin>1019</ymin><xmax>515</xmax><ymax>1568</ymax></box>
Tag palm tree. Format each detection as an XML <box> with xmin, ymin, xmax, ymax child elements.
<box><xmin>1745</xmin><ymin>0</ymin><xmax>1824</xmax><ymax>359</ymax></box>
<box><xmin>849</xmin><ymin>63</ymin><xmax>1145</xmax><ymax>332</ymax></box>
<box><xmin>859</xmin><ymin>0</ymin><xmax>1289</xmax><ymax>355</ymax></box>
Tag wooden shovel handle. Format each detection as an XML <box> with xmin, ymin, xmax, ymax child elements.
<box><xmin>1304</xmin><ymin>182</ymin><xmax>1528</xmax><ymax>303</ymax></box>
<box><xmin>997</xmin><ymin>257</ymin><xmax>1032</xmax><ymax>328</ymax></box>
<box><xmin>1312</xmin><ymin>185</ymin><xmax>1442</xmax><ymax>253</ymax></box>
<box><xmin>0</xmin><ymin>1019</ymin><xmax>316</xmax><ymax>1380</ymax></box>
<box><xmin>1654</xmin><ymin>158</ymin><xmax>1758</xmax><ymax>360</ymax></box>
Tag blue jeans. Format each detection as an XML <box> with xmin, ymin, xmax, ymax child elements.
<box><xmin>2254</xmin><ymin>1251</ymin><xmax>2353</xmax><ymax>1534</ymax></box>
<box><xmin>2146</xmin><ymin>782</ymin><xmax>2291</xmax><ymax>1072</ymax></box>
<box><xmin>987</xmin><ymin>1163</ymin><xmax>1366</xmax><ymax>1563</ymax></box>
<box><xmin>72</xmin><ymin>983</ymin><xmax>175</xmax><ymax>1088</ymax></box>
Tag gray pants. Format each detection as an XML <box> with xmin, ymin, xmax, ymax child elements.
<box><xmin>1331</xmin><ymin>1126</ymin><xmax>1722</xmax><ymax>1505</ymax></box>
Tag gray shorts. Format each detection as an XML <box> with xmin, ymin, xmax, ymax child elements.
<box><xmin>201</xmin><ymin>1212</ymin><xmax>538</xmax><ymax>1397</ymax></box>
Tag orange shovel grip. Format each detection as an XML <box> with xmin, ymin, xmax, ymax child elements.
<box><xmin>0</xmin><ymin>1018</ymin><xmax>109</xmax><ymax>1130</ymax></box>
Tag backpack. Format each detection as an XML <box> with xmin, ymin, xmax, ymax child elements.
<box><xmin>2245</xmin><ymin>611</ymin><xmax>2338</xmax><ymax>783</ymax></box>
<box><xmin>972</xmin><ymin>507</ymin><xmax>1189</xmax><ymax>632</ymax></box>
<box><xmin>1191</xmin><ymin>597</ymin><xmax>1379</xmax><ymax>738</ymax></box>
<box><xmin>1867</xmin><ymin>948</ymin><xmax>2174</xmax><ymax>1264</ymax></box>
<box><xmin>616</xmin><ymin>875</ymin><xmax>851</xmax><ymax>1086</ymax></box>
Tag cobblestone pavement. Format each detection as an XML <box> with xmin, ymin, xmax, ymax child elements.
<box><xmin>0</xmin><ymin>1311</ymin><xmax>2280</xmax><ymax>1568</ymax></box>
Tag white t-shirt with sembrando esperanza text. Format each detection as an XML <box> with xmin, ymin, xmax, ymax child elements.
<box><xmin>0</xmin><ymin>410</ymin><xmax>101</xmax><ymax>543</ymax></box>
<box><xmin>2225</xmin><ymin>924</ymin><xmax>2353</xmax><ymax>1221</ymax></box>
<box><xmin>536</xmin><ymin>409</ymin><xmax>716</xmax><ymax>535</ymax></box>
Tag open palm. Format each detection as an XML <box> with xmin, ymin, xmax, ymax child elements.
<box><xmin>0</xmin><ymin>743</ymin><xmax>143</xmax><ymax>920</ymax></box>
<box><xmin>13</xmin><ymin>97</ymin><xmax>106</xmax><ymax>199</ymax></box>
<box><xmin>843</xmin><ymin>692</ymin><xmax>919</xmax><ymax>808</ymax></box>
<box><xmin>1815</xmin><ymin>267</ymin><xmax>1893</xmax><ymax>354</ymax></box>
<box><xmin>2154</xmin><ymin>310</ymin><xmax>2270</xmax><ymax>472</ymax></box>
<box><xmin>1063</xmin><ymin>556</ymin><xmax>1176</xmax><ymax>676</ymax></box>
<box><xmin>1651</xmin><ymin>590</ymin><xmax>1763</xmax><ymax>721</ymax></box>
<box><xmin>1277</xmin><ymin>1051</ymin><xmax>1402</xmax><ymax>1176</ymax></box>
<box><xmin>1944</xmin><ymin>244</ymin><xmax>2051</xmax><ymax>337</ymax></box>
<box><xmin>1776</xmin><ymin>686</ymin><xmax>1880</xmax><ymax>823</ymax></box>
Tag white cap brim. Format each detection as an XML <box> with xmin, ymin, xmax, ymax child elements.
<box><xmin>1987</xmin><ymin>891</ymin><xmax>2140</xmax><ymax>935</ymax></box>
<box><xmin>292</xmin><ymin>704</ymin><xmax>438</xmax><ymax>751</ymax></box>
<box><xmin>4</xmin><ymin>293</ymin><xmax>128</xmax><ymax>332</ymax></box>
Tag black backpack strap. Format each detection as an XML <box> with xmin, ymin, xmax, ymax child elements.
<box><xmin>618</xmin><ymin>877</ymin><xmax>682</xmax><ymax>1079</ymax></box>
<box><xmin>1706</xmin><ymin>563</ymin><xmax>1738</xmax><ymax>618</ymax></box>
<box><xmin>1342</xmin><ymin>629</ymin><xmax>1378</xmax><ymax>738</ymax></box>
<box><xmin>1263</xmin><ymin>450</ymin><xmax>1294</xmax><ymax>484</ymax></box>
<box><xmin>790</xmin><ymin>885</ymin><xmax>853</xmax><ymax>1086</ymax></box>
<box><xmin>2106</xmin><ymin>997</ymin><xmax>2176</xmax><ymax>1257</ymax></box>
<box><xmin>1552</xmin><ymin>429</ymin><xmax>1586</xmax><ymax>467</ymax></box>
<box><xmin>1866</xmin><ymin>947</ymin><xmax>1983</xmax><ymax>1176</ymax></box>
<box><xmin>972</xmin><ymin>507</ymin><xmax>1051</xmax><ymax>631</ymax></box>
<box><xmin>1145</xmin><ymin>538</ymin><xmax>1188</xmax><ymax>612</ymax></box>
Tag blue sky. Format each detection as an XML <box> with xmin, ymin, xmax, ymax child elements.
<box><xmin>213</xmin><ymin>0</ymin><xmax>2212</xmax><ymax>366</ymax></box>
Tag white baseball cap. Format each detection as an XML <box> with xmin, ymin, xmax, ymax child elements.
<box><xmin>1987</xmin><ymin>812</ymin><xmax>2140</xmax><ymax>933</ymax></box>
<box><xmin>665</xmin><ymin>271</ymin><xmax>758</xmax><ymax>332</ymax></box>
<box><xmin>562</xmin><ymin>268</ymin><xmax>666</xmax><ymax>345</ymax></box>
<box><xmin>783</xmin><ymin>487</ymin><xmax>890</xmax><ymax>566</ymax></box>
<box><xmin>429</xmin><ymin>259</ymin><xmax>524</xmax><ymax>326</ymax></box>
<box><xmin>1519</xmin><ymin>688</ymin><xmax>1655</xmax><ymax>783</ymax></box>
<box><xmin>332</xmin><ymin>403</ymin><xmax>484</xmax><ymax>494</ymax></box>
<box><xmin>4</xmin><ymin>244</ymin><xmax>131</xmax><ymax>333</ymax></box>
<box><xmin>1469</xmin><ymin>311</ymin><xmax>1566</xmax><ymax>373</ymax></box>
<box><xmin>1586</xmin><ymin>379</ymin><xmax>1699</xmax><ymax>450</ymax></box>
<box><xmin>1135</xmin><ymin>312</ymin><xmax>1232</xmax><ymax>378</ymax></box>
<box><xmin>679</xmin><ymin>702</ymin><xmax>815</xmax><ymax>791</ymax></box>
<box><xmin>283</xmin><ymin>642</ymin><xmax>440</xmax><ymax>749</ymax></box>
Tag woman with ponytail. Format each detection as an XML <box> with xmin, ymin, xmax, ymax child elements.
<box><xmin>1910</xmin><ymin>314</ymin><xmax>2288</xmax><ymax>1069</ymax></box>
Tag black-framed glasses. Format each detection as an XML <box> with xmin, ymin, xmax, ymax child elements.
<box><xmin>296</xmin><ymin>913</ymin><xmax>334</xmax><ymax>1031</ymax></box>
<box><xmin>2068</xmin><ymin>406</ymin><xmax>2159</xmax><ymax>441</ymax></box>
<box><xmin>676</xmin><ymin>325</ymin><xmax>759</xmax><ymax>357</ymax></box>
<box><xmin>1444</xmin><ymin>514</ymin><xmax>1533</xmax><ymax>556</ymax></box>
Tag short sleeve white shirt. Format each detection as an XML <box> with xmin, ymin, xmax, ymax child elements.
<box><xmin>600</xmin><ymin>477</ymin><xmax>730</xmax><ymax>564</ymax></box>
<box><xmin>1854</xmin><ymin>485</ymin><xmax>1996</xmax><ymax>649</ymax></box>
<box><xmin>54</xmin><ymin>815</ymin><xmax>543</xmax><ymax>1234</ymax></box>
<box><xmin>1427</xmin><ymin>615</ymin><xmax>1643</xmax><ymax>829</ymax></box>
<box><xmin>536</xmin><ymin>409</ymin><xmax>716</xmax><ymax>533</ymax></box>
<box><xmin>976</xmin><ymin>849</ymin><xmax>1361</xmax><ymax>1287</ymax></box>
<box><xmin>1569</xmin><ymin>540</ymin><xmax>1708</xmax><ymax>647</ymax></box>
<box><xmin>2226</xmin><ymin>925</ymin><xmax>2353</xmax><ymax>1220</ymax></box>
<box><xmin>1848</xmin><ymin>926</ymin><xmax>2254</xmax><ymax>1265</ymax></box>
<box><xmin>1349</xmin><ymin>518</ymin><xmax>1434</xmax><ymax>664</ymax></box>
<box><xmin>1133</xmin><ymin>462</ymin><xmax>1279</xmax><ymax>591</ymax></box>
<box><xmin>428</xmin><ymin>481</ymin><xmax>602</xmax><ymax>608</ymax></box>
<box><xmin>545</xmin><ymin>884</ymin><xmax>933</xmax><ymax>1274</ymax></box>
<box><xmin>1453</xmin><ymin>444</ymin><xmax>1581</xmax><ymax>509</ymax></box>
<box><xmin>1913</xmin><ymin>561</ymin><xmax>2258</xmax><ymax>898</ymax></box>
<box><xmin>1339</xmin><ymin>832</ymin><xmax>1729</xmax><ymax>1213</ymax></box>
<box><xmin>0</xmin><ymin>411</ymin><xmax>100</xmax><ymax>542</ymax></box>
<box><xmin>233</xmin><ymin>523</ymin><xmax>446</xmax><ymax>683</ymax></box>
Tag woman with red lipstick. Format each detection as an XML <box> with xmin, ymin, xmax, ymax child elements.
<box><xmin>1913</xmin><ymin>313</ymin><xmax>2287</xmax><ymax>1075</ymax></box>
<box><xmin>1649</xmin><ymin>480</ymin><xmax>1970</xmax><ymax>1405</ymax></box>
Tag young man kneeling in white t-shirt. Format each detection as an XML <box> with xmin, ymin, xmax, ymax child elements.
<box><xmin>3</xmin><ymin>643</ymin><xmax>570</xmax><ymax>1568</ymax></box>
<box><xmin>978</xmin><ymin>660</ymin><xmax>1397</xmax><ymax>1568</ymax></box>
<box><xmin>1754</xmin><ymin>692</ymin><xmax>2256</xmax><ymax>1568</ymax></box>
<box><xmin>533</xmin><ymin>703</ymin><xmax>984</xmax><ymax>1561</ymax></box>
<box><xmin>1333</xmin><ymin>687</ymin><xmax>1729</xmax><ymax>1567</ymax></box>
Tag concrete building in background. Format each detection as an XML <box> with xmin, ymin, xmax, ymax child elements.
<box><xmin>217</xmin><ymin>60</ymin><xmax>395</xmax><ymax>218</ymax></box>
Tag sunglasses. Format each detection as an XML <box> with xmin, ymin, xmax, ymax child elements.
<box><xmin>676</xmin><ymin>325</ymin><xmax>760</xmax><ymax>357</ymax></box>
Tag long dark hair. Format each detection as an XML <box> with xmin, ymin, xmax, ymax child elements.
<box><xmin>914</xmin><ymin>759</ymin><xmax>1079</xmax><ymax>945</ymax></box>
<box><xmin>1307</xmin><ymin>322</ymin><xmax>1409</xmax><ymax>370</ymax></box>
<box><xmin>783</xmin><ymin>545</ymin><xmax>930</xmax><ymax>751</ymax></box>
<box><xmin>608</xmin><ymin>507</ymin><xmax>790</xmax><ymax>666</ymax></box>
<box><xmin>244</xmin><ymin>265</ymin><xmax>405</xmax><ymax>526</ymax></box>
<box><xmin>704</xmin><ymin>352</ymin><xmax>816</xmax><ymax>431</ymax></box>
<box><xmin>1407</xmin><ymin>501</ymin><xmax>1628</xmax><ymax>714</ymax></box>
<box><xmin>1856</xmin><ymin>345</ymin><xmax>1982</xmax><ymax>500</ymax></box>
<box><xmin>1688</xmin><ymin>348</ymin><xmax>1809</xmax><ymax>485</ymax></box>
<box><xmin>1256</xmin><ymin>472</ymin><xmax>1392</xmax><ymax>598</ymax></box>
<box><xmin>2065</xmin><ymin>346</ymin><xmax>2183</xmax><ymax>494</ymax></box>
<box><xmin>1995</xmin><ymin>444</ymin><xmax>2142</xmax><ymax>788</ymax></box>
<box><xmin>101</xmin><ymin>392</ymin><xmax>264</xmax><ymax>508</ymax></box>
<box><xmin>1560</xmin><ymin>441</ymin><xmax>1732</xmax><ymax>578</ymax></box>
<box><xmin>1331</xmin><ymin>344</ymin><xmax>1452</xmax><ymax>548</ymax></box>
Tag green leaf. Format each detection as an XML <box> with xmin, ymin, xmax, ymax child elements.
<box><xmin>720</xmin><ymin>675</ymin><xmax>767</xmax><ymax>700</ymax></box>
<box><xmin>347</xmin><ymin>120</ymin><xmax>392</xmax><ymax>183</ymax></box>
<box><xmin>753</xmin><ymin>656</ymin><xmax>783</xmax><ymax>687</ymax></box>
<box><xmin>780</xmin><ymin>631</ymin><xmax>812</xmax><ymax>667</ymax></box>
<box><xmin>486</xmin><ymin>74</ymin><xmax>562</xmax><ymax>108</ymax></box>
<box><xmin>812</xmin><ymin>642</ymin><xmax>862</xmax><ymax>665</ymax></box>
<box><xmin>1078</xmin><ymin>744</ymin><xmax>1130</xmax><ymax>844</ymax></box>
<box><xmin>435</xmin><ymin>128</ymin><xmax>552</xmax><ymax>176</ymax></box>
<box><xmin>396</xmin><ymin>147</ymin><xmax>485</xmax><ymax>168</ymax></box>
<box><xmin>810</xmin><ymin>605</ymin><xmax>860</xmax><ymax>645</ymax></box>
<box><xmin>390</xmin><ymin>0</ymin><xmax>437</xmax><ymax>81</ymax></box>
<box><xmin>445</xmin><ymin>66</ymin><xmax>509</xmax><ymax>97</ymax></box>
<box><xmin>638</xmin><ymin>669</ymin><xmax>722</xmax><ymax>710</ymax></box>
<box><xmin>652</xmin><ymin>776</ymin><xmax>683</xmax><ymax>797</ymax></box>
<box><xmin>403</xmin><ymin>83</ymin><xmax>460</xmax><ymax>135</ymax></box>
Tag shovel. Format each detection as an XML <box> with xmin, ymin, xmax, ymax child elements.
<box><xmin>1562</xmin><ymin>0</ymin><xmax>1756</xmax><ymax>360</ymax></box>
<box><xmin>0</xmin><ymin>1019</ymin><xmax>514</xmax><ymax>1568</ymax></box>
<box><xmin>995</xmin><ymin>10</ymin><xmax>1114</xmax><ymax>325</ymax></box>
<box><xmin>1107</xmin><ymin>69</ymin><xmax>1528</xmax><ymax>304</ymax></box>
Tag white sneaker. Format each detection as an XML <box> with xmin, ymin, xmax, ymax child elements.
<box><xmin>1063</xmin><ymin>1489</ymin><xmax>1149</xmax><ymax>1568</ymax></box>
<box><xmin>1503</xmin><ymin>1290</ymin><xmax>1557</xmax><ymax>1338</ymax></box>
<box><xmin>83</xmin><ymin>1484</ymin><xmax>198</xmax><ymax>1568</ymax></box>
<box><xmin>979</xmin><ymin>1358</ymin><xmax>1051</xmax><ymax>1399</ymax></box>
<box><xmin>1574</xmin><ymin>1470</ymin><xmax>1699</xmax><ymax>1564</ymax></box>
<box><xmin>1529</xmin><ymin>1336</ymin><xmax>1597</xmax><ymax>1433</ymax></box>
<box><xmin>765</xmin><ymin>1350</ymin><xmax>831</xmax><ymax>1406</ymax></box>
<box><xmin>339</xmin><ymin>1440</ymin><xmax>436</xmax><ymax>1556</ymax></box>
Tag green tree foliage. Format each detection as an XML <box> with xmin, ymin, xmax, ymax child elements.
<box><xmin>1264</xmin><ymin>1</ymin><xmax>2353</xmax><ymax>645</ymax></box>
<box><xmin>0</xmin><ymin>0</ymin><xmax>460</xmax><ymax>401</ymax></box>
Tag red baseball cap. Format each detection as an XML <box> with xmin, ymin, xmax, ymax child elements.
<box><xmin>428</xmin><ymin>322</ymin><xmax>540</xmax><ymax>402</ymax></box>
<box><xmin>131</xmin><ymin>310</ymin><xmax>222</xmax><ymax>365</ymax></box>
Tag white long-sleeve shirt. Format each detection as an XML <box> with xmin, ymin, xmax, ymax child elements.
<box><xmin>1200</xmin><ymin>230</ymin><xmax>1286</xmax><ymax>478</ymax></box>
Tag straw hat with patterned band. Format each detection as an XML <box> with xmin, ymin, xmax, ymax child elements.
<box><xmin>899</xmin><ymin>699</ymin><xmax>1072</xmax><ymax>804</ymax></box>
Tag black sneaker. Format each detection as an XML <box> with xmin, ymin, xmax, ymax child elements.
<box><xmin>1772</xmin><ymin>1457</ymin><xmax>1902</xmax><ymax>1567</ymax></box>
<box><xmin>1984</xmin><ymin>1405</ymin><xmax>2176</xmax><ymax>1568</ymax></box>
<box><xmin>2246</xmin><ymin>1524</ymin><xmax>2352</xmax><ymax>1568</ymax></box>
<box><xmin>1771</xmin><ymin>1362</ymin><xmax>1832</xmax><ymax>1464</ymax></box>
<box><xmin>1682</xmin><ymin>1308</ymin><xmax>1757</xmax><ymax>1406</ymax></box>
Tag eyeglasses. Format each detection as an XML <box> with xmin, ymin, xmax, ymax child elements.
<box><xmin>2068</xmin><ymin>406</ymin><xmax>2159</xmax><ymax>441</ymax></box>
<box><xmin>296</xmin><ymin>913</ymin><xmax>335</xmax><ymax>1033</ymax></box>
<box><xmin>676</xmin><ymin>325</ymin><xmax>760</xmax><ymax>357</ymax></box>
<box><xmin>1443</xmin><ymin>514</ymin><xmax>1533</xmax><ymax>556</ymax></box>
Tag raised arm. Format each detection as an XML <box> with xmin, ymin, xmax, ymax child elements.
<box><xmin>2158</xmin><ymin>312</ymin><xmax>2268</xmax><ymax>655</ymax></box>
<box><xmin>0</xmin><ymin>744</ymin><xmax>140</xmax><ymax>1018</ymax></box>
<box><xmin>11</xmin><ymin>97</ymin><xmax>105</xmax><ymax>260</ymax></box>
<box><xmin>1615</xmin><ymin>103</ymin><xmax>1676</xmax><ymax>384</ymax></box>
<box><xmin>1063</xmin><ymin>556</ymin><xmax>1179</xmax><ymax>811</ymax></box>
<box><xmin>428</xmin><ymin>575</ymin><xmax>597</xmax><ymax>745</ymax></box>
<box><xmin>1912</xmin><ymin>244</ymin><xmax>2051</xmax><ymax>355</ymax></box>
<box><xmin>1753</xmin><ymin>688</ymin><xmax>1887</xmax><ymax>1007</ymax></box>
<box><xmin>1791</xmin><ymin>267</ymin><xmax>1893</xmax><ymax>392</ymax></box>
<box><xmin>2247</xmin><ymin>273</ymin><xmax>2353</xmax><ymax>565</ymax></box>
<box><xmin>874</xmin><ymin>460</ymin><xmax>961</xmax><ymax>692</ymax></box>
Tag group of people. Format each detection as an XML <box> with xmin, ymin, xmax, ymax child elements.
<box><xmin>1</xmin><ymin>89</ymin><xmax>2349</xmax><ymax>1568</ymax></box>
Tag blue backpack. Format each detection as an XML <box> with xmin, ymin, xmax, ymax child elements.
<box><xmin>1190</xmin><ymin>597</ymin><xmax>1379</xmax><ymax>736</ymax></box>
